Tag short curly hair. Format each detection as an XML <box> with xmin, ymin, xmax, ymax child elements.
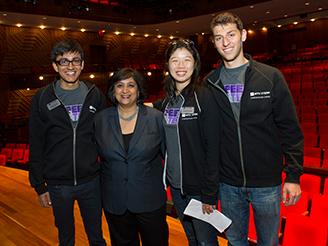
<box><xmin>210</xmin><ymin>12</ymin><xmax>244</xmax><ymax>33</ymax></box>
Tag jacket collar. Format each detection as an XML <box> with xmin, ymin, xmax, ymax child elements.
<box><xmin>206</xmin><ymin>53</ymin><xmax>254</xmax><ymax>86</ymax></box>
<box><xmin>205</xmin><ymin>54</ymin><xmax>254</xmax><ymax>120</ymax></box>
<box><xmin>50</xmin><ymin>79</ymin><xmax>95</xmax><ymax>93</ymax></box>
<box><xmin>108</xmin><ymin>105</ymin><xmax>148</xmax><ymax>155</ymax></box>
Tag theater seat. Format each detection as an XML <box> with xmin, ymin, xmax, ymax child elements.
<box><xmin>0</xmin><ymin>148</ymin><xmax>13</xmax><ymax>161</ymax></box>
<box><xmin>5</xmin><ymin>143</ymin><xmax>15</xmax><ymax>148</ymax></box>
<box><xmin>309</xmin><ymin>194</ymin><xmax>328</xmax><ymax>221</ymax></box>
<box><xmin>324</xmin><ymin>179</ymin><xmax>328</xmax><ymax>195</ymax></box>
<box><xmin>303</xmin><ymin>134</ymin><xmax>318</xmax><ymax>147</ymax></box>
<box><xmin>282</xmin><ymin>214</ymin><xmax>327</xmax><ymax>246</ymax></box>
<box><xmin>303</xmin><ymin>147</ymin><xmax>322</xmax><ymax>168</ymax></box>
<box><xmin>320</xmin><ymin>134</ymin><xmax>328</xmax><ymax>148</ymax></box>
<box><xmin>166</xmin><ymin>186</ymin><xmax>172</xmax><ymax>202</ymax></box>
<box><xmin>300</xmin><ymin>174</ymin><xmax>321</xmax><ymax>199</ymax></box>
<box><xmin>323</xmin><ymin>157</ymin><xmax>328</xmax><ymax>170</ymax></box>
<box><xmin>16</xmin><ymin>143</ymin><xmax>27</xmax><ymax>149</ymax></box>
<box><xmin>17</xmin><ymin>149</ymin><xmax>29</xmax><ymax>165</ymax></box>
<box><xmin>8</xmin><ymin>148</ymin><xmax>24</xmax><ymax>163</ymax></box>
<box><xmin>0</xmin><ymin>154</ymin><xmax>6</xmax><ymax>166</ymax></box>
<box><xmin>281</xmin><ymin>191</ymin><xmax>309</xmax><ymax>218</ymax></box>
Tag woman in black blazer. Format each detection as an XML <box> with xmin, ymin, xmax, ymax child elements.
<box><xmin>94</xmin><ymin>68</ymin><xmax>168</xmax><ymax>246</ymax></box>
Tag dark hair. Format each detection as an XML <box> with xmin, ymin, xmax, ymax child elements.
<box><xmin>50</xmin><ymin>39</ymin><xmax>84</xmax><ymax>62</ymax></box>
<box><xmin>163</xmin><ymin>39</ymin><xmax>201</xmax><ymax>98</ymax></box>
<box><xmin>210</xmin><ymin>12</ymin><xmax>244</xmax><ymax>33</ymax></box>
<box><xmin>107</xmin><ymin>68</ymin><xmax>147</xmax><ymax>106</ymax></box>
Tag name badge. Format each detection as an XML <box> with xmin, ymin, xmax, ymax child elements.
<box><xmin>47</xmin><ymin>99</ymin><xmax>61</xmax><ymax>111</ymax></box>
<box><xmin>181</xmin><ymin>107</ymin><xmax>194</xmax><ymax>114</ymax></box>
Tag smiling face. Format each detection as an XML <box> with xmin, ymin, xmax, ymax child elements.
<box><xmin>52</xmin><ymin>51</ymin><xmax>84</xmax><ymax>89</ymax></box>
<box><xmin>212</xmin><ymin>23</ymin><xmax>247</xmax><ymax>68</ymax></box>
<box><xmin>114</xmin><ymin>77</ymin><xmax>139</xmax><ymax>107</ymax></box>
<box><xmin>168</xmin><ymin>47</ymin><xmax>195</xmax><ymax>90</ymax></box>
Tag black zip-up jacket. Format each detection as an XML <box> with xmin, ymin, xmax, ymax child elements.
<box><xmin>205</xmin><ymin>55</ymin><xmax>303</xmax><ymax>187</ymax></box>
<box><xmin>154</xmin><ymin>85</ymin><xmax>220</xmax><ymax>205</ymax></box>
<box><xmin>29</xmin><ymin>80</ymin><xmax>107</xmax><ymax>195</ymax></box>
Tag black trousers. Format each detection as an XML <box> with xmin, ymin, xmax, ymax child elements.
<box><xmin>48</xmin><ymin>176</ymin><xmax>106</xmax><ymax>246</ymax></box>
<box><xmin>104</xmin><ymin>205</ymin><xmax>168</xmax><ymax>246</ymax></box>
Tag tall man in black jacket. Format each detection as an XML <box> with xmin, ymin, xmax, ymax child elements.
<box><xmin>206</xmin><ymin>12</ymin><xmax>304</xmax><ymax>246</ymax></box>
<box><xmin>29</xmin><ymin>39</ymin><xmax>106</xmax><ymax>246</ymax></box>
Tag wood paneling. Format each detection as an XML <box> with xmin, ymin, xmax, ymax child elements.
<box><xmin>0</xmin><ymin>25</ymin><xmax>171</xmax><ymax>75</ymax></box>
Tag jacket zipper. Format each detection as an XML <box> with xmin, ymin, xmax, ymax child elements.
<box><xmin>162</xmin><ymin>94</ymin><xmax>185</xmax><ymax>194</ymax></box>
<box><xmin>72</xmin><ymin>126</ymin><xmax>77</xmax><ymax>185</ymax></box>
<box><xmin>53</xmin><ymin>82</ymin><xmax>95</xmax><ymax>186</ymax></box>
<box><xmin>177</xmin><ymin>94</ymin><xmax>185</xmax><ymax>194</ymax></box>
<box><xmin>208</xmin><ymin>78</ymin><xmax>247</xmax><ymax>187</ymax></box>
<box><xmin>236</xmin><ymin>121</ymin><xmax>247</xmax><ymax>187</ymax></box>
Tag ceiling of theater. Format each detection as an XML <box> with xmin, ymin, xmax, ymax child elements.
<box><xmin>0</xmin><ymin>0</ymin><xmax>327</xmax><ymax>36</ymax></box>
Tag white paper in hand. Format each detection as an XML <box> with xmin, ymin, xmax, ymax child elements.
<box><xmin>183</xmin><ymin>198</ymin><xmax>232</xmax><ymax>233</ymax></box>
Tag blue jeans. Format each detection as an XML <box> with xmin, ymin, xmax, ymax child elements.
<box><xmin>219</xmin><ymin>183</ymin><xmax>281</xmax><ymax>246</ymax></box>
<box><xmin>48</xmin><ymin>176</ymin><xmax>106</xmax><ymax>246</ymax></box>
<box><xmin>170</xmin><ymin>186</ymin><xmax>219</xmax><ymax>246</ymax></box>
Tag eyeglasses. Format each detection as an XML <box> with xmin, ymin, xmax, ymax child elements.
<box><xmin>55</xmin><ymin>58</ymin><xmax>83</xmax><ymax>66</ymax></box>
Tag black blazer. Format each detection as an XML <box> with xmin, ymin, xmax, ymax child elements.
<box><xmin>94</xmin><ymin>105</ymin><xmax>166</xmax><ymax>215</ymax></box>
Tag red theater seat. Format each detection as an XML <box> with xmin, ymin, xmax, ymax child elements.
<box><xmin>16</xmin><ymin>143</ymin><xmax>27</xmax><ymax>149</ymax></box>
<box><xmin>301</xmin><ymin>122</ymin><xmax>317</xmax><ymax>135</ymax></box>
<box><xmin>309</xmin><ymin>194</ymin><xmax>328</xmax><ymax>221</ymax></box>
<box><xmin>166</xmin><ymin>187</ymin><xmax>172</xmax><ymax>202</ymax></box>
<box><xmin>324</xmin><ymin>179</ymin><xmax>328</xmax><ymax>195</ymax></box>
<box><xmin>5</xmin><ymin>143</ymin><xmax>15</xmax><ymax>148</ymax></box>
<box><xmin>303</xmin><ymin>147</ymin><xmax>322</xmax><ymax>168</ymax></box>
<box><xmin>323</xmin><ymin>159</ymin><xmax>328</xmax><ymax>170</ymax></box>
<box><xmin>8</xmin><ymin>148</ymin><xmax>24</xmax><ymax>163</ymax></box>
<box><xmin>300</xmin><ymin>113</ymin><xmax>317</xmax><ymax>124</ymax></box>
<box><xmin>317</xmin><ymin>105</ymin><xmax>328</xmax><ymax>113</ymax></box>
<box><xmin>281</xmin><ymin>191</ymin><xmax>309</xmax><ymax>219</ymax></box>
<box><xmin>318</xmin><ymin>124</ymin><xmax>328</xmax><ymax>136</ymax></box>
<box><xmin>300</xmin><ymin>174</ymin><xmax>321</xmax><ymax>199</ymax></box>
<box><xmin>300</xmin><ymin>106</ymin><xmax>316</xmax><ymax>115</ymax></box>
<box><xmin>282</xmin><ymin>214</ymin><xmax>327</xmax><ymax>246</ymax></box>
<box><xmin>313</xmin><ymin>98</ymin><xmax>327</xmax><ymax>106</ymax></box>
<box><xmin>0</xmin><ymin>148</ymin><xmax>13</xmax><ymax>161</ymax></box>
<box><xmin>303</xmin><ymin>134</ymin><xmax>318</xmax><ymax>147</ymax></box>
<box><xmin>318</xmin><ymin>115</ymin><xmax>328</xmax><ymax>127</ymax></box>
<box><xmin>17</xmin><ymin>149</ymin><xmax>29</xmax><ymax>165</ymax></box>
<box><xmin>0</xmin><ymin>154</ymin><xmax>6</xmax><ymax>166</ymax></box>
<box><xmin>319</xmin><ymin>134</ymin><xmax>328</xmax><ymax>148</ymax></box>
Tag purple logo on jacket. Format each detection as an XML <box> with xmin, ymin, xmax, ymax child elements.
<box><xmin>65</xmin><ymin>104</ymin><xmax>82</xmax><ymax>122</ymax></box>
<box><xmin>164</xmin><ymin>108</ymin><xmax>181</xmax><ymax>125</ymax></box>
<box><xmin>224</xmin><ymin>84</ymin><xmax>244</xmax><ymax>103</ymax></box>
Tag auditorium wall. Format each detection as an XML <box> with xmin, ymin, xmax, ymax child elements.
<box><xmin>0</xmin><ymin>18</ymin><xmax>327</xmax><ymax>141</ymax></box>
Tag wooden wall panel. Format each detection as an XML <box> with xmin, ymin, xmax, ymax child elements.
<box><xmin>0</xmin><ymin>25</ymin><xmax>172</xmax><ymax>75</ymax></box>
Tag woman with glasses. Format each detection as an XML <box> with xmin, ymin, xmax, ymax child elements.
<box><xmin>153</xmin><ymin>39</ymin><xmax>221</xmax><ymax>246</ymax></box>
<box><xmin>94</xmin><ymin>68</ymin><xmax>168</xmax><ymax>246</ymax></box>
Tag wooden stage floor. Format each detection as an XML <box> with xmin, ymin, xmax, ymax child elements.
<box><xmin>0</xmin><ymin>166</ymin><xmax>228</xmax><ymax>246</ymax></box>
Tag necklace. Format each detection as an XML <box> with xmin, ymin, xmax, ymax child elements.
<box><xmin>118</xmin><ymin>106</ymin><xmax>139</xmax><ymax>121</ymax></box>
